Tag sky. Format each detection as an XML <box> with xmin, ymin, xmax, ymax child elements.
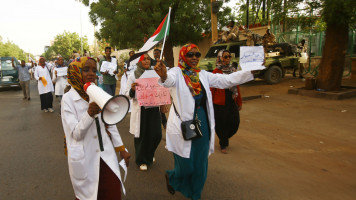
<box><xmin>0</xmin><ymin>0</ymin><xmax>238</xmax><ymax>56</ymax></box>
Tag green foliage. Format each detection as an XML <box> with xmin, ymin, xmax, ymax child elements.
<box><xmin>321</xmin><ymin>0</ymin><xmax>356</xmax><ymax>28</ymax></box>
<box><xmin>44</xmin><ymin>31</ymin><xmax>89</xmax><ymax>61</ymax></box>
<box><xmin>84</xmin><ymin>0</ymin><xmax>232</xmax><ymax>49</ymax></box>
<box><xmin>0</xmin><ymin>37</ymin><xmax>31</xmax><ymax>62</ymax></box>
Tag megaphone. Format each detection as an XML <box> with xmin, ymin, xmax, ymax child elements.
<box><xmin>84</xmin><ymin>82</ymin><xmax>130</xmax><ymax>125</ymax></box>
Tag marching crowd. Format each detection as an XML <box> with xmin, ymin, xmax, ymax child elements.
<box><xmin>12</xmin><ymin>43</ymin><xmax>256</xmax><ymax>200</ymax></box>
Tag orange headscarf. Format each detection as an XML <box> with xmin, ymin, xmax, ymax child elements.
<box><xmin>178</xmin><ymin>44</ymin><xmax>202</xmax><ymax>98</ymax></box>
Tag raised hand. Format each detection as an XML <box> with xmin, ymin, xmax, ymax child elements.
<box><xmin>154</xmin><ymin>59</ymin><xmax>167</xmax><ymax>81</ymax></box>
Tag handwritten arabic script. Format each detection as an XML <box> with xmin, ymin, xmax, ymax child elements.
<box><xmin>240</xmin><ymin>46</ymin><xmax>266</xmax><ymax>71</ymax></box>
<box><xmin>136</xmin><ymin>77</ymin><xmax>171</xmax><ymax>106</ymax></box>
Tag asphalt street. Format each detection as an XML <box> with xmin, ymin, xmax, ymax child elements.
<box><xmin>0</xmin><ymin>81</ymin><xmax>243</xmax><ymax>200</ymax></box>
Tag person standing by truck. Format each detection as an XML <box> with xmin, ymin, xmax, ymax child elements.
<box><xmin>293</xmin><ymin>39</ymin><xmax>308</xmax><ymax>79</ymax></box>
<box><xmin>12</xmin><ymin>57</ymin><xmax>33</xmax><ymax>100</ymax></box>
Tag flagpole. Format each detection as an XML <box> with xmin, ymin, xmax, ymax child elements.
<box><xmin>160</xmin><ymin>7</ymin><xmax>171</xmax><ymax>60</ymax></box>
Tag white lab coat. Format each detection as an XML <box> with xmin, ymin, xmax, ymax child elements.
<box><xmin>124</xmin><ymin>72</ymin><xmax>142</xmax><ymax>138</ymax></box>
<box><xmin>52</xmin><ymin>66</ymin><xmax>68</xmax><ymax>96</ymax></box>
<box><xmin>61</xmin><ymin>88</ymin><xmax>126</xmax><ymax>200</ymax></box>
<box><xmin>160</xmin><ymin>67</ymin><xmax>254</xmax><ymax>158</ymax></box>
<box><xmin>34</xmin><ymin>65</ymin><xmax>54</xmax><ymax>94</ymax></box>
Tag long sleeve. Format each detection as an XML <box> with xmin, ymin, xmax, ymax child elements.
<box><xmin>34</xmin><ymin>67</ymin><xmax>40</xmax><ymax>80</ymax></box>
<box><xmin>124</xmin><ymin>74</ymin><xmax>135</xmax><ymax>99</ymax></box>
<box><xmin>106</xmin><ymin>125</ymin><xmax>124</xmax><ymax>149</ymax></box>
<box><xmin>61</xmin><ymin>96</ymin><xmax>94</xmax><ymax>142</ymax></box>
<box><xmin>204</xmin><ymin>70</ymin><xmax>254</xmax><ymax>89</ymax></box>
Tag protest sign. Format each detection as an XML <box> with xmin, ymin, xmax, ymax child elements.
<box><xmin>135</xmin><ymin>71</ymin><xmax>170</xmax><ymax>106</ymax></box>
<box><xmin>240</xmin><ymin>46</ymin><xmax>266</xmax><ymax>71</ymax></box>
<box><xmin>55</xmin><ymin>67</ymin><xmax>68</xmax><ymax>77</ymax></box>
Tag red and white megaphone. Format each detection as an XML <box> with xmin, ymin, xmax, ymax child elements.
<box><xmin>84</xmin><ymin>82</ymin><xmax>130</xmax><ymax>125</ymax></box>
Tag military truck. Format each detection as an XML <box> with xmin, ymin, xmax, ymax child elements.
<box><xmin>199</xmin><ymin>41</ymin><xmax>299</xmax><ymax>84</ymax></box>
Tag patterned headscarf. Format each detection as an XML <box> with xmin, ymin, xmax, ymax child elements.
<box><xmin>178</xmin><ymin>44</ymin><xmax>202</xmax><ymax>98</ymax></box>
<box><xmin>67</xmin><ymin>57</ymin><xmax>91</xmax><ymax>102</ymax></box>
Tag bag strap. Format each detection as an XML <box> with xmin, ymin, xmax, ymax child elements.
<box><xmin>172</xmin><ymin>101</ymin><xmax>196</xmax><ymax>121</ymax></box>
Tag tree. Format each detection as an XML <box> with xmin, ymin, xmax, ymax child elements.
<box><xmin>316</xmin><ymin>0</ymin><xmax>356</xmax><ymax>91</ymax></box>
<box><xmin>46</xmin><ymin>31</ymin><xmax>89</xmax><ymax>61</ymax></box>
<box><xmin>0</xmin><ymin>37</ymin><xmax>30</xmax><ymax>62</ymax></box>
<box><xmin>82</xmin><ymin>0</ymin><xmax>232</xmax><ymax>67</ymax></box>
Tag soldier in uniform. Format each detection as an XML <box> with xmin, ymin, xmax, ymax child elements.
<box><xmin>262</xmin><ymin>29</ymin><xmax>276</xmax><ymax>52</ymax></box>
<box><xmin>293</xmin><ymin>39</ymin><xmax>308</xmax><ymax>78</ymax></box>
<box><xmin>222</xmin><ymin>20</ymin><xmax>239</xmax><ymax>42</ymax></box>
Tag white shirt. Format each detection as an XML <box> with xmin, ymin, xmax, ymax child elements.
<box><xmin>34</xmin><ymin>65</ymin><xmax>54</xmax><ymax>94</ymax></box>
<box><xmin>52</xmin><ymin>66</ymin><xmax>69</xmax><ymax>96</ymax></box>
<box><xmin>61</xmin><ymin>88</ymin><xmax>126</xmax><ymax>200</ymax></box>
<box><xmin>160</xmin><ymin>67</ymin><xmax>254</xmax><ymax>158</ymax></box>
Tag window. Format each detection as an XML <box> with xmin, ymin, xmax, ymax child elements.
<box><xmin>205</xmin><ymin>45</ymin><xmax>227</xmax><ymax>58</ymax></box>
<box><xmin>229</xmin><ymin>45</ymin><xmax>240</xmax><ymax>57</ymax></box>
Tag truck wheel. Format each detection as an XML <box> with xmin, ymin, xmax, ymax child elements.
<box><xmin>264</xmin><ymin>65</ymin><xmax>282</xmax><ymax>84</ymax></box>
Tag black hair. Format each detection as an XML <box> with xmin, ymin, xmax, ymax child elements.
<box><xmin>154</xmin><ymin>49</ymin><xmax>161</xmax><ymax>53</ymax></box>
<box><xmin>129</xmin><ymin>50</ymin><xmax>135</xmax><ymax>54</ymax></box>
<box><xmin>105</xmin><ymin>47</ymin><xmax>111</xmax><ymax>51</ymax></box>
<box><xmin>222</xmin><ymin>50</ymin><xmax>231</xmax><ymax>55</ymax></box>
<box><xmin>230</xmin><ymin>20</ymin><xmax>235</xmax><ymax>26</ymax></box>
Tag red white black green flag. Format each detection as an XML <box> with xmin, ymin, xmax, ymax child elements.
<box><xmin>129</xmin><ymin>8</ymin><xmax>171</xmax><ymax>66</ymax></box>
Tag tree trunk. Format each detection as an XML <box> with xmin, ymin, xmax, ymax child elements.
<box><xmin>262</xmin><ymin>0</ymin><xmax>266</xmax><ymax>20</ymax></box>
<box><xmin>316</xmin><ymin>22</ymin><xmax>348</xmax><ymax>91</ymax></box>
<box><xmin>163</xmin><ymin>39</ymin><xmax>175</xmax><ymax>68</ymax></box>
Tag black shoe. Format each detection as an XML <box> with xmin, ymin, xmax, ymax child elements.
<box><xmin>27</xmin><ymin>97</ymin><xmax>31</xmax><ymax>101</ymax></box>
<box><xmin>299</xmin><ymin>75</ymin><xmax>304</xmax><ymax>79</ymax></box>
<box><xmin>165</xmin><ymin>173</ymin><xmax>175</xmax><ymax>195</ymax></box>
<box><xmin>293</xmin><ymin>72</ymin><xmax>296</xmax><ymax>77</ymax></box>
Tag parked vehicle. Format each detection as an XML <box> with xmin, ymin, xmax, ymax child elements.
<box><xmin>199</xmin><ymin>41</ymin><xmax>299</xmax><ymax>84</ymax></box>
<box><xmin>0</xmin><ymin>57</ymin><xmax>21</xmax><ymax>88</ymax></box>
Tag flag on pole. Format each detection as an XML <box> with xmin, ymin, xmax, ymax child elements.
<box><xmin>129</xmin><ymin>8</ymin><xmax>171</xmax><ymax>66</ymax></box>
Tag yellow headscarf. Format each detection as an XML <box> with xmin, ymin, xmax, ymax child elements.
<box><xmin>67</xmin><ymin>56</ymin><xmax>92</xmax><ymax>102</ymax></box>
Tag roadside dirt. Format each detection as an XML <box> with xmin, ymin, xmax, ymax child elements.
<box><xmin>116</xmin><ymin>74</ymin><xmax>356</xmax><ymax>199</ymax></box>
<box><xmin>214</xmin><ymin>75</ymin><xmax>356</xmax><ymax>200</ymax></box>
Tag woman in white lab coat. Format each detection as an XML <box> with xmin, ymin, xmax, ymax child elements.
<box><xmin>34</xmin><ymin>57</ymin><xmax>54</xmax><ymax>112</ymax></box>
<box><xmin>154</xmin><ymin>44</ymin><xmax>254</xmax><ymax>200</ymax></box>
<box><xmin>61</xmin><ymin>57</ymin><xmax>130</xmax><ymax>200</ymax></box>
<box><xmin>125</xmin><ymin>53</ymin><xmax>162</xmax><ymax>171</ymax></box>
<box><xmin>52</xmin><ymin>56</ymin><xmax>68</xmax><ymax>100</ymax></box>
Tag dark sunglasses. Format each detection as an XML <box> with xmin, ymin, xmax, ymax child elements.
<box><xmin>186</xmin><ymin>52</ymin><xmax>202</xmax><ymax>58</ymax></box>
<box><xmin>223</xmin><ymin>55</ymin><xmax>232</xmax><ymax>59</ymax></box>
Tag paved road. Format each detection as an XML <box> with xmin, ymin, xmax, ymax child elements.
<box><xmin>0</xmin><ymin>81</ymin><xmax>243</xmax><ymax>200</ymax></box>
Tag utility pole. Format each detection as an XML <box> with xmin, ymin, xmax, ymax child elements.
<box><xmin>246</xmin><ymin>0</ymin><xmax>249</xmax><ymax>29</ymax></box>
<box><xmin>211</xmin><ymin>0</ymin><xmax>218</xmax><ymax>43</ymax></box>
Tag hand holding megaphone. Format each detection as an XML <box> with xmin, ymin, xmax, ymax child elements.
<box><xmin>84</xmin><ymin>82</ymin><xmax>130</xmax><ymax>125</ymax></box>
<box><xmin>87</xmin><ymin>102</ymin><xmax>101</xmax><ymax>118</ymax></box>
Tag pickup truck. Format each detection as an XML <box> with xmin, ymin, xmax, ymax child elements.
<box><xmin>0</xmin><ymin>57</ymin><xmax>21</xmax><ymax>88</ymax></box>
<box><xmin>199</xmin><ymin>41</ymin><xmax>299</xmax><ymax>84</ymax></box>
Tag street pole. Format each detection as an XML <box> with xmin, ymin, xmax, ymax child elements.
<box><xmin>211</xmin><ymin>0</ymin><xmax>218</xmax><ymax>43</ymax></box>
<box><xmin>80</xmin><ymin>3</ymin><xmax>83</xmax><ymax>56</ymax></box>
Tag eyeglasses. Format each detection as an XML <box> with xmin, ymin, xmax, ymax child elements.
<box><xmin>223</xmin><ymin>55</ymin><xmax>232</xmax><ymax>59</ymax></box>
<box><xmin>186</xmin><ymin>52</ymin><xmax>202</xmax><ymax>58</ymax></box>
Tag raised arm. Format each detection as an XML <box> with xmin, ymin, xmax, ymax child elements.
<box><xmin>205</xmin><ymin>70</ymin><xmax>254</xmax><ymax>89</ymax></box>
<box><xmin>11</xmin><ymin>58</ymin><xmax>16</xmax><ymax>69</ymax></box>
